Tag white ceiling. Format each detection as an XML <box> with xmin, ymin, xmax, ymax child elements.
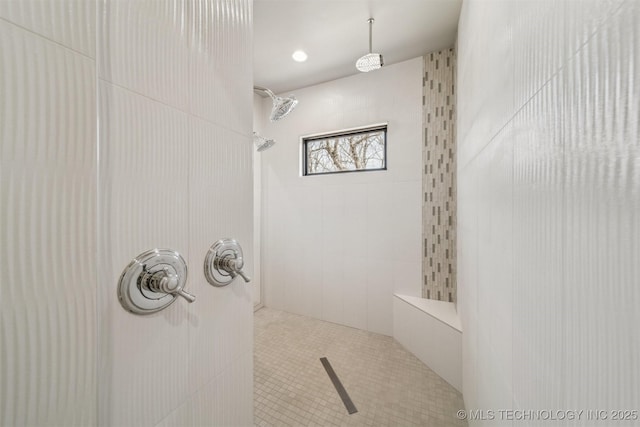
<box><xmin>253</xmin><ymin>0</ymin><xmax>463</xmax><ymax>94</ymax></box>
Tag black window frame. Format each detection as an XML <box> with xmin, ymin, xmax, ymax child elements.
<box><xmin>302</xmin><ymin>124</ymin><xmax>388</xmax><ymax>176</ymax></box>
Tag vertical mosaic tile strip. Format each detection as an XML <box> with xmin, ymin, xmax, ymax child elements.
<box><xmin>423</xmin><ymin>48</ymin><xmax>457</xmax><ymax>303</ymax></box>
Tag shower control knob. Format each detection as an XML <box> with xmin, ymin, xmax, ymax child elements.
<box><xmin>217</xmin><ymin>255</ymin><xmax>251</xmax><ymax>283</ymax></box>
<box><xmin>147</xmin><ymin>268</ymin><xmax>196</xmax><ymax>303</ymax></box>
<box><xmin>204</xmin><ymin>238</ymin><xmax>251</xmax><ymax>287</ymax></box>
<box><xmin>117</xmin><ymin>248</ymin><xmax>195</xmax><ymax>315</ymax></box>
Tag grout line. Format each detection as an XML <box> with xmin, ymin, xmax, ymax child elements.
<box><xmin>0</xmin><ymin>16</ymin><xmax>95</xmax><ymax>60</ymax></box>
<box><xmin>96</xmin><ymin>78</ymin><xmax>252</xmax><ymax>140</ymax></box>
<box><xmin>458</xmin><ymin>0</ymin><xmax>625</xmax><ymax>173</ymax></box>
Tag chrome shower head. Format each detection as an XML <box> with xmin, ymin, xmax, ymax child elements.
<box><xmin>270</xmin><ymin>94</ymin><xmax>298</xmax><ymax>121</ymax></box>
<box><xmin>253</xmin><ymin>132</ymin><xmax>276</xmax><ymax>152</ymax></box>
<box><xmin>254</xmin><ymin>86</ymin><xmax>298</xmax><ymax>122</ymax></box>
<box><xmin>356</xmin><ymin>53</ymin><xmax>384</xmax><ymax>72</ymax></box>
<box><xmin>356</xmin><ymin>18</ymin><xmax>384</xmax><ymax>72</ymax></box>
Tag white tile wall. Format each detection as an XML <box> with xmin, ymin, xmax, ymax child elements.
<box><xmin>97</xmin><ymin>1</ymin><xmax>254</xmax><ymax>425</ymax></box>
<box><xmin>0</xmin><ymin>6</ymin><xmax>97</xmax><ymax>426</ymax></box>
<box><xmin>186</xmin><ymin>119</ymin><xmax>253</xmax><ymax>395</ymax></box>
<box><xmin>0</xmin><ymin>0</ymin><xmax>253</xmax><ymax>425</ymax></box>
<box><xmin>458</xmin><ymin>0</ymin><xmax>639</xmax><ymax>424</ymax></box>
<box><xmin>156</xmin><ymin>351</ymin><xmax>253</xmax><ymax>427</ymax></box>
<box><xmin>98</xmin><ymin>0</ymin><xmax>190</xmax><ymax>110</ymax></box>
<box><xmin>97</xmin><ymin>82</ymin><xmax>192</xmax><ymax>425</ymax></box>
<box><xmin>0</xmin><ymin>0</ymin><xmax>96</xmax><ymax>58</ymax></box>
<box><xmin>259</xmin><ymin>58</ymin><xmax>423</xmax><ymax>335</ymax></box>
<box><xmin>561</xmin><ymin>3</ymin><xmax>640</xmax><ymax>414</ymax></box>
<box><xmin>253</xmin><ymin>93</ymin><xmax>267</xmax><ymax>307</ymax></box>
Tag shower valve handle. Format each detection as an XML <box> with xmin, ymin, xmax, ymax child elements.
<box><xmin>204</xmin><ymin>238</ymin><xmax>251</xmax><ymax>287</ymax></box>
<box><xmin>217</xmin><ymin>254</ymin><xmax>251</xmax><ymax>283</ymax></box>
<box><xmin>235</xmin><ymin>270</ymin><xmax>251</xmax><ymax>283</ymax></box>
<box><xmin>147</xmin><ymin>268</ymin><xmax>196</xmax><ymax>303</ymax></box>
<box><xmin>117</xmin><ymin>248</ymin><xmax>195</xmax><ymax>315</ymax></box>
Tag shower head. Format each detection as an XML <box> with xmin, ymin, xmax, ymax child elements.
<box><xmin>253</xmin><ymin>86</ymin><xmax>298</xmax><ymax>121</ymax></box>
<box><xmin>356</xmin><ymin>18</ymin><xmax>384</xmax><ymax>72</ymax></box>
<box><xmin>270</xmin><ymin>94</ymin><xmax>298</xmax><ymax>122</ymax></box>
<box><xmin>253</xmin><ymin>132</ymin><xmax>276</xmax><ymax>152</ymax></box>
<box><xmin>356</xmin><ymin>53</ymin><xmax>384</xmax><ymax>73</ymax></box>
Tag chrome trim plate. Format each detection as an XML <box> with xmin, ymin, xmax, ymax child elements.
<box><xmin>118</xmin><ymin>248</ymin><xmax>194</xmax><ymax>315</ymax></box>
<box><xmin>204</xmin><ymin>238</ymin><xmax>251</xmax><ymax>287</ymax></box>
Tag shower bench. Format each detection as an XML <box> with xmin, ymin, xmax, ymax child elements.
<box><xmin>393</xmin><ymin>294</ymin><xmax>462</xmax><ymax>392</ymax></box>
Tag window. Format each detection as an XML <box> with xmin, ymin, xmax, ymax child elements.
<box><xmin>302</xmin><ymin>124</ymin><xmax>387</xmax><ymax>176</ymax></box>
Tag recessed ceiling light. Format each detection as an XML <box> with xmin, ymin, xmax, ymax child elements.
<box><xmin>292</xmin><ymin>50</ymin><xmax>308</xmax><ymax>62</ymax></box>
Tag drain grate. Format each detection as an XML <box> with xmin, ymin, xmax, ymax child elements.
<box><xmin>320</xmin><ymin>357</ymin><xmax>358</xmax><ymax>415</ymax></box>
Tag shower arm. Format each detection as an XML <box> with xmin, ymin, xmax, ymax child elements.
<box><xmin>253</xmin><ymin>85</ymin><xmax>276</xmax><ymax>101</ymax></box>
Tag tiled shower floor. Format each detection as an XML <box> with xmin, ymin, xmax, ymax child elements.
<box><xmin>254</xmin><ymin>308</ymin><xmax>467</xmax><ymax>426</ymax></box>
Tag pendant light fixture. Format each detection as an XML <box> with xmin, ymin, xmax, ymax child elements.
<box><xmin>356</xmin><ymin>18</ymin><xmax>384</xmax><ymax>72</ymax></box>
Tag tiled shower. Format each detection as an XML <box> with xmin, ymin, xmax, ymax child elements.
<box><xmin>2</xmin><ymin>0</ymin><xmax>639</xmax><ymax>425</ymax></box>
<box><xmin>1</xmin><ymin>1</ymin><xmax>254</xmax><ymax>425</ymax></box>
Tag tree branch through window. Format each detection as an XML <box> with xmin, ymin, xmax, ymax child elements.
<box><xmin>303</xmin><ymin>126</ymin><xmax>387</xmax><ymax>175</ymax></box>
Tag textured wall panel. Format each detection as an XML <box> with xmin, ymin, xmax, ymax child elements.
<box><xmin>562</xmin><ymin>2</ymin><xmax>640</xmax><ymax>414</ymax></box>
<box><xmin>186</xmin><ymin>0</ymin><xmax>254</xmax><ymax>414</ymax></box>
<box><xmin>0</xmin><ymin>0</ymin><xmax>96</xmax><ymax>58</ymax></box>
<box><xmin>157</xmin><ymin>352</ymin><xmax>254</xmax><ymax>427</ymax></box>
<box><xmin>186</xmin><ymin>118</ymin><xmax>253</xmax><ymax>396</ymax></box>
<box><xmin>456</xmin><ymin>0</ymin><xmax>514</xmax><ymax>171</ymax></box>
<box><xmin>512</xmin><ymin>0</ymin><xmax>626</xmax><ymax>111</ymax></box>
<box><xmin>97</xmin><ymin>0</ymin><xmax>254</xmax><ymax>425</ymax></box>
<box><xmin>422</xmin><ymin>49</ymin><xmax>457</xmax><ymax>302</ymax></box>
<box><xmin>0</xmin><ymin>20</ymin><xmax>96</xmax><ymax>426</ymax></box>
<box><xmin>98</xmin><ymin>0</ymin><xmax>191</xmax><ymax>110</ymax></box>
<box><xmin>187</xmin><ymin>0</ymin><xmax>253</xmax><ymax>132</ymax></box>
<box><xmin>475</xmin><ymin>122</ymin><xmax>514</xmax><ymax>414</ymax></box>
<box><xmin>511</xmin><ymin>78</ymin><xmax>566</xmax><ymax>414</ymax></box>
<box><xmin>2</xmin><ymin>0</ymin><xmax>252</xmax><ymax>425</ymax></box>
<box><xmin>98</xmin><ymin>0</ymin><xmax>252</xmax><ymax>133</ymax></box>
<box><xmin>97</xmin><ymin>81</ymin><xmax>191</xmax><ymax>426</ymax></box>
<box><xmin>458</xmin><ymin>0</ymin><xmax>640</xmax><ymax>423</ymax></box>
